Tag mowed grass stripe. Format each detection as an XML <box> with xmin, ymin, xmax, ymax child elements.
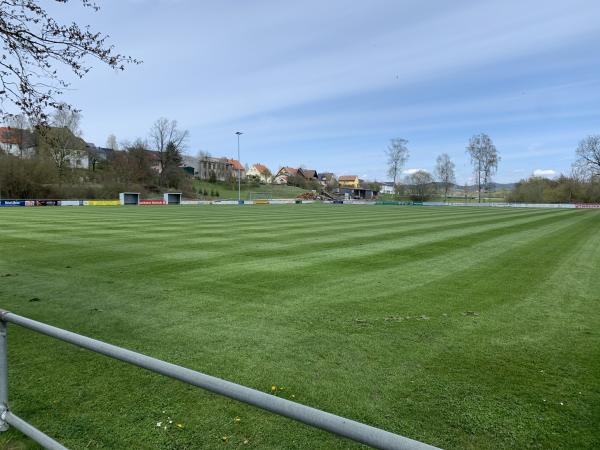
<box><xmin>2</xmin><ymin>206</ymin><xmax>557</xmax><ymax>271</ymax></box>
<box><xmin>0</xmin><ymin>206</ymin><xmax>598</xmax><ymax>450</ymax></box>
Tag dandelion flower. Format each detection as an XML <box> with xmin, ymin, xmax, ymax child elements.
<box><xmin>176</xmin><ymin>423</ymin><xmax>185</xmax><ymax>429</ymax></box>
<box><xmin>234</xmin><ymin>417</ymin><xmax>241</xmax><ymax>423</ymax></box>
<box><xmin>271</xmin><ymin>385</ymin><xmax>277</xmax><ymax>392</ymax></box>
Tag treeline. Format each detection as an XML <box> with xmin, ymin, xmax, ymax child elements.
<box><xmin>0</xmin><ymin>113</ymin><xmax>194</xmax><ymax>199</ymax></box>
<box><xmin>507</xmin><ymin>135</ymin><xmax>600</xmax><ymax>204</ymax></box>
<box><xmin>508</xmin><ymin>176</ymin><xmax>600</xmax><ymax>204</ymax></box>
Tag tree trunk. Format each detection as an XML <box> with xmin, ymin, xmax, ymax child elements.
<box><xmin>478</xmin><ymin>159</ymin><xmax>481</xmax><ymax>203</ymax></box>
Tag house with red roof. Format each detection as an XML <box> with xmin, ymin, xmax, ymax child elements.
<box><xmin>273</xmin><ymin>166</ymin><xmax>298</xmax><ymax>184</ymax></box>
<box><xmin>227</xmin><ymin>158</ymin><xmax>246</xmax><ymax>178</ymax></box>
<box><xmin>247</xmin><ymin>163</ymin><xmax>272</xmax><ymax>183</ymax></box>
<box><xmin>0</xmin><ymin>126</ymin><xmax>35</xmax><ymax>157</ymax></box>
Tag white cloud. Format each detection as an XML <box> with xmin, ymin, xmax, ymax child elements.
<box><xmin>533</xmin><ymin>169</ymin><xmax>557</xmax><ymax>178</ymax></box>
<box><xmin>403</xmin><ymin>168</ymin><xmax>427</xmax><ymax>175</ymax></box>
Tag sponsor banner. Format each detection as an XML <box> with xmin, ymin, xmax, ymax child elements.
<box><xmin>84</xmin><ymin>200</ymin><xmax>120</xmax><ymax>206</ymax></box>
<box><xmin>34</xmin><ymin>200</ymin><xmax>60</xmax><ymax>206</ymax></box>
<box><xmin>60</xmin><ymin>200</ymin><xmax>83</xmax><ymax>206</ymax></box>
<box><xmin>213</xmin><ymin>200</ymin><xmax>239</xmax><ymax>205</ymax></box>
<box><xmin>0</xmin><ymin>200</ymin><xmax>26</xmax><ymax>207</ymax></box>
<box><xmin>575</xmin><ymin>204</ymin><xmax>600</xmax><ymax>209</ymax></box>
<box><xmin>440</xmin><ymin>202</ymin><xmax>576</xmax><ymax>209</ymax></box>
<box><xmin>253</xmin><ymin>199</ymin><xmax>270</xmax><ymax>205</ymax></box>
<box><xmin>140</xmin><ymin>199</ymin><xmax>166</xmax><ymax>205</ymax></box>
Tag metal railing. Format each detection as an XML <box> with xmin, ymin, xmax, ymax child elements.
<box><xmin>0</xmin><ymin>310</ymin><xmax>440</xmax><ymax>450</ymax></box>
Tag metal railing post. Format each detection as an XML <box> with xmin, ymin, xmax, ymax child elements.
<box><xmin>0</xmin><ymin>319</ymin><xmax>9</xmax><ymax>431</ymax></box>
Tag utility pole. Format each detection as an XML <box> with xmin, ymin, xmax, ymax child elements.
<box><xmin>235</xmin><ymin>131</ymin><xmax>243</xmax><ymax>203</ymax></box>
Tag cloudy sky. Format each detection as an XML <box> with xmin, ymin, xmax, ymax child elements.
<box><xmin>53</xmin><ymin>0</ymin><xmax>600</xmax><ymax>183</ymax></box>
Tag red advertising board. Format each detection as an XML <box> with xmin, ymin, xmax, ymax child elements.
<box><xmin>140</xmin><ymin>199</ymin><xmax>166</xmax><ymax>205</ymax></box>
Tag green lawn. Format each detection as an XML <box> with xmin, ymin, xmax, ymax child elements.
<box><xmin>0</xmin><ymin>205</ymin><xmax>599</xmax><ymax>449</ymax></box>
<box><xmin>193</xmin><ymin>181</ymin><xmax>305</xmax><ymax>200</ymax></box>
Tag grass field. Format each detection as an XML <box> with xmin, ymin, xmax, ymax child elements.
<box><xmin>0</xmin><ymin>205</ymin><xmax>599</xmax><ymax>449</ymax></box>
<box><xmin>192</xmin><ymin>181</ymin><xmax>305</xmax><ymax>200</ymax></box>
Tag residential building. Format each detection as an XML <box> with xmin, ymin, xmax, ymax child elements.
<box><xmin>247</xmin><ymin>163</ymin><xmax>271</xmax><ymax>183</ymax></box>
<box><xmin>86</xmin><ymin>143</ymin><xmax>118</xmax><ymax>170</ymax></box>
<box><xmin>299</xmin><ymin>168</ymin><xmax>319</xmax><ymax>181</ymax></box>
<box><xmin>319</xmin><ymin>172</ymin><xmax>336</xmax><ymax>187</ymax></box>
<box><xmin>198</xmin><ymin>155</ymin><xmax>233</xmax><ymax>181</ymax></box>
<box><xmin>338</xmin><ymin>175</ymin><xmax>360</xmax><ymax>188</ymax></box>
<box><xmin>0</xmin><ymin>127</ymin><xmax>35</xmax><ymax>157</ymax></box>
<box><xmin>35</xmin><ymin>126</ymin><xmax>89</xmax><ymax>169</ymax></box>
<box><xmin>273</xmin><ymin>166</ymin><xmax>298</xmax><ymax>184</ymax></box>
<box><xmin>228</xmin><ymin>159</ymin><xmax>246</xmax><ymax>178</ymax></box>
<box><xmin>181</xmin><ymin>155</ymin><xmax>200</xmax><ymax>177</ymax></box>
<box><xmin>380</xmin><ymin>182</ymin><xmax>395</xmax><ymax>194</ymax></box>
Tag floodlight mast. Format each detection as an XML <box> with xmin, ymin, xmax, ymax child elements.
<box><xmin>235</xmin><ymin>131</ymin><xmax>243</xmax><ymax>203</ymax></box>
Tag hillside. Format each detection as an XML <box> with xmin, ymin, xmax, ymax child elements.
<box><xmin>193</xmin><ymin>181</ymin><xmax>306</xmax><ymax>200</ymax></box>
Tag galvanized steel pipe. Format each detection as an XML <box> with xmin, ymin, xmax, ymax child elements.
<box><xmin>0</xmin><ymin>311</ymin><xmax>440</xmax><ymax>450</ymax></box>
<box><xmin>2</xmin><ymin>411</ymin><xmax>68</xmax><ymax>450</ymax></box>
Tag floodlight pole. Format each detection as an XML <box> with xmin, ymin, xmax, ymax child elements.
<box><xmin>235</xmin><ymin>132</ymin><xmax>243</xmax><ymax>203</ymax></box>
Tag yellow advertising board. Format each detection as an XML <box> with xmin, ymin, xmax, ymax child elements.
<box><xmin>84</xmin><ymin>200</ymin><xmax>121</xmax><ymax>206</ymax></box>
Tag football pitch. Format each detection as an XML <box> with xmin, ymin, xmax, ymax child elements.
<box><xmin>0</xmin><ymin>204</ymin><xmax>598</xmax><ymax>449</ymax></box>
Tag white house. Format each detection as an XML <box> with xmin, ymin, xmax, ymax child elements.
<box><xmin>247</xmin><ymin>163</ymin><xmax>271</xmax><ymax>183</ymax></box>
<box><xmin>380</xmin><ymin>182</ymin><xmax>395</xmax><ymax>194</ymax></box>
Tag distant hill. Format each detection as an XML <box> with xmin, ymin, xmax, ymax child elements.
<box><xmin>454</xmin><ymin>182</ymin><xmax>515</xmax><ymax>191</ymax></box>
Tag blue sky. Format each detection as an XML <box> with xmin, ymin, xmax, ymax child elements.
<box><xmin>53</xmin><ymin>0</ymin><xmax>600</xmax><ymax>183</ymax></box>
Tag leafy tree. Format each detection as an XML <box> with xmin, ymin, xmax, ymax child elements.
<box><xmin>0</xmin><ymin>0</ymin><xmax>138</xmax><ymax>122</ymax></box>
<box><xmin>467</xmin><ymin>133</ymin><xmax>499</xmax><ymax>203</ymax></box>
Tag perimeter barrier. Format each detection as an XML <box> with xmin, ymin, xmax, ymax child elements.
<box><xmin>0</xmin><ymin>310</ymin><xmax>439</xmax><ymax>450</ymax></box>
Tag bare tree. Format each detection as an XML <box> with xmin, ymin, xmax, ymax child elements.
<box><xmin>386</xmin><ymin>138</ymin><xmax>409</xmax><ymax>192</ymax></box>
<box><xmin>467</xmin><ymin>133</ymin><xmax>499</xmax><ymax>203</ymax></box>
<box><xmin>106</xmin><ymin>134</ymin><xmax>118</xmax><ymax>150</ymax></box>
<box><xmin>405</xmin><ymin>170</ymin><xmax>434</xmax><ymax>201</ymax></box>
<box><xmin>0</xmin><ymin>0</ymin><xmax>139</xmax><ymax>122</ymax></box>
<box><xmin>574</xmin><ymin>135</ymin><xmax>600</xmax><ymax>179</ymax></box>
<box><xmin>149</xmin><ymin>117</ymin><xmax>188</xmax><ymax>186</ymax></box>
<box><xmin>435</xmin><ymin>153</ymin><xmax>456</xmax><ymax>202</ymax></box>
<box><xmin>38</xmin><ymin>105</ymin><xmax>85</xmax><ymax>181</ymax></box>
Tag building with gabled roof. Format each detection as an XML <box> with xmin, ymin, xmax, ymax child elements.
<box><xmin>247</xmin><ymin>163</ymin><xmax>271</xmax><ymax>183</ymax></box>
